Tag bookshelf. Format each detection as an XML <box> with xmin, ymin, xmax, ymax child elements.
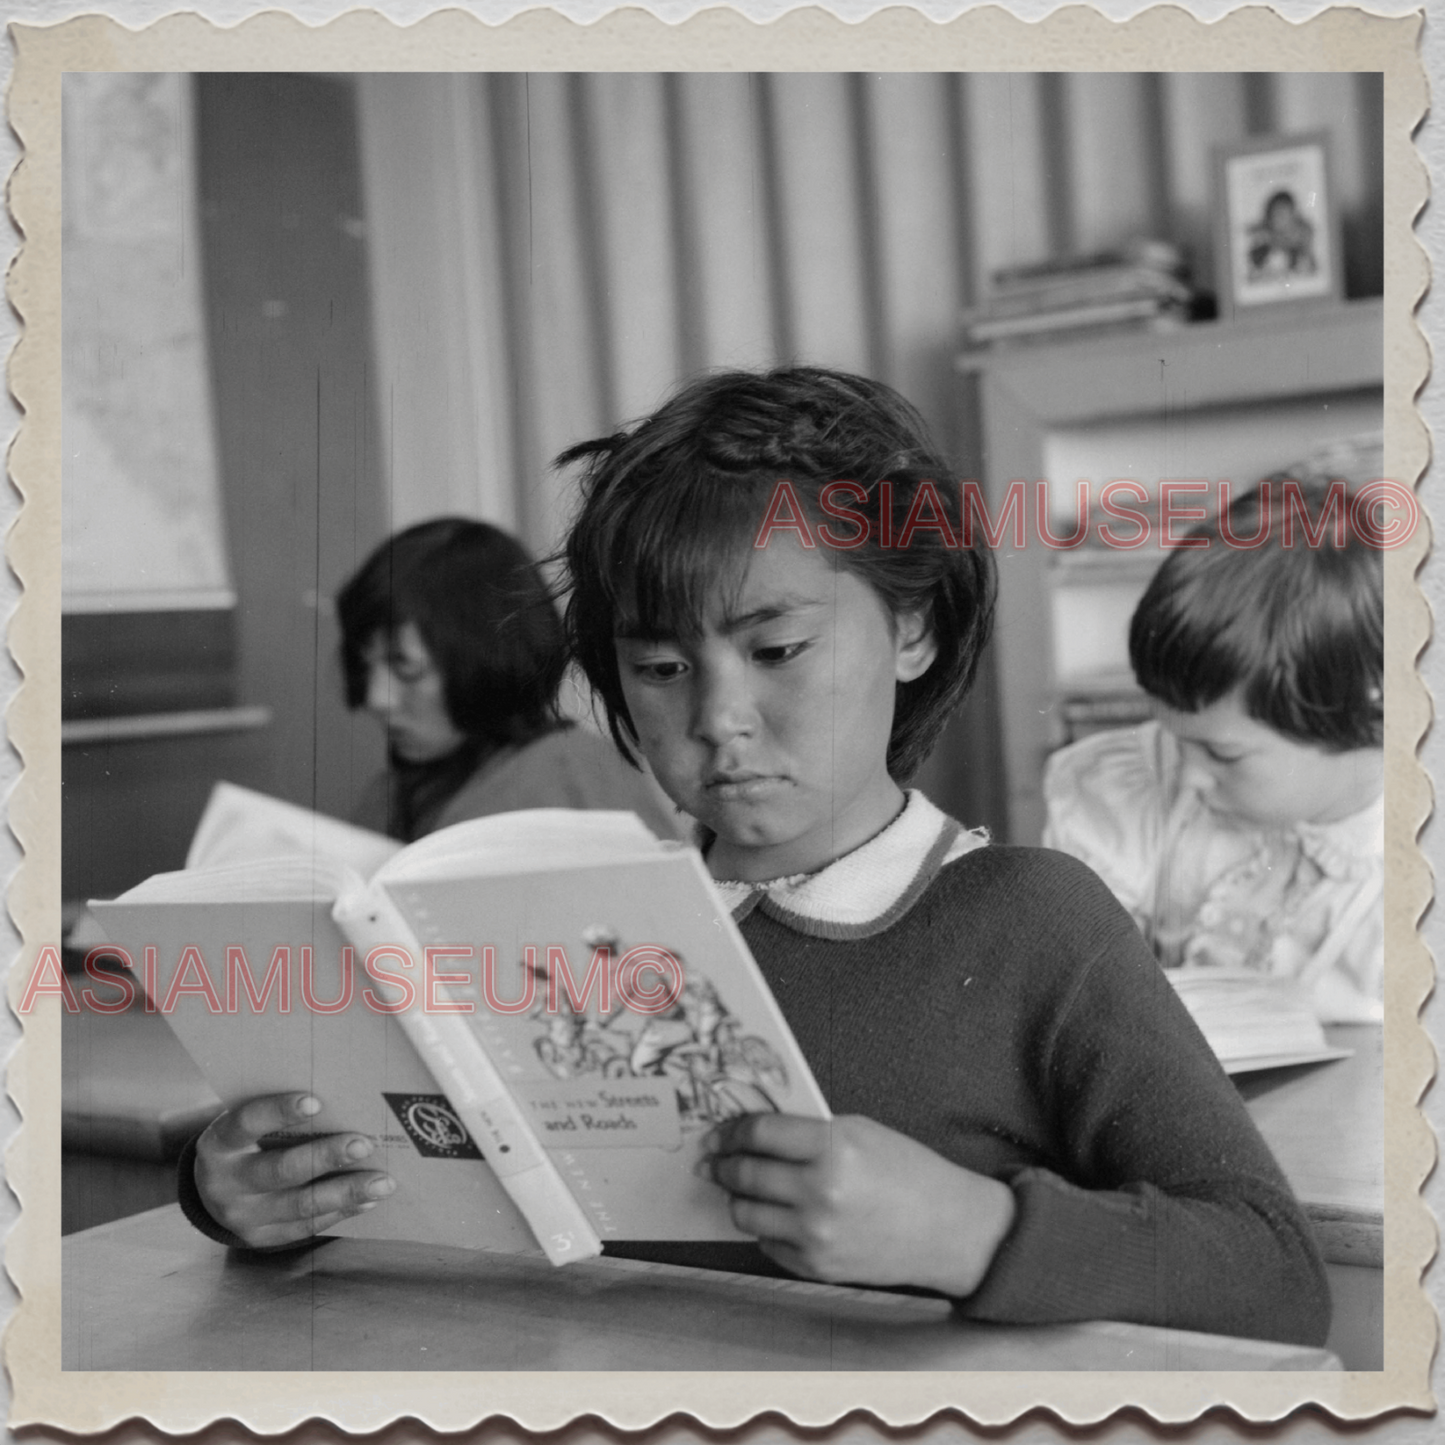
<box><xmin>958</xmin><ymin>299</ymin><xmax>1385</xmax><ymax>845</ymax></box>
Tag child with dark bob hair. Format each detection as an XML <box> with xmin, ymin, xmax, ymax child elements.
<box><xmin>1047</xmin><ymin>474</ymin><xmax>1383</xmax><ymax>1023</ymax></box>
<box><xmin>186</xmin><ymin>369</ymin><xmax>1328</xmax><ymax>1347</ymax></box>
<box><xmin>560</xmin><ymin>367</ymin><xmax>994</xmax><ymax>790</ymax></box>
<box><xmin>336</xmin><ymin>517</ymin><xmax>678</xmax><ymax>842</ymax></box>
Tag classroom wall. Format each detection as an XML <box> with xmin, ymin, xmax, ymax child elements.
<box><xmin>356</xmin><ymin>72</ymin><xmax>1384</xmax><ymax>549</ymax></box>
<box><xmin>194</xmin><ymin>74</ymin><xmax>389</xmax><ymax>821</ymax></box>
<box><xmin>63</xmin><ymin>74</ymin><xmax>388</xmax><ymax>905</ymax></box>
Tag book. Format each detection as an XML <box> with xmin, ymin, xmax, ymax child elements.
<box><xmin>964</xmin><ymin>267</ymin><xmax>1191</xmax><ymax>323</ymax></box>
<box><xmin>990</xmin><ymin>238</ymin><xmax>1185</xmax><ymax>290</ymax></box>
<box><xmin>1166</xmin><ymin>969</ymin><xmax>1352</xmax><ymax>1076</ymax></box>
<box><xmin>964</xmin><ymin>296</ymin><xmax>1187</xmax><ymax>343</ymax></box>
<box><xmin>88</xmin><ymin>807</ymin><xmax>829</xmax><ymax>1266</ymax></box>
<box><xmin>185</xmin><ymin>780</ymin><xmax>404</xmax><ymax>876</ymax></box>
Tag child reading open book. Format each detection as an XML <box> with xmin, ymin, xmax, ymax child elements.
<box><xmin>95</xmin><ymin>800</ymin><xmax>824</xmax><ymax>1262</ymax></box>
<box><xmin>1045</xmin><ymin>473</ymin><xmax>1384</xmax><ymax>1031</ymax></box>
<box><xmin>171</xmin><ymin>367</ymin><xmax>1329</xmax><ymax>1345</ymax></box>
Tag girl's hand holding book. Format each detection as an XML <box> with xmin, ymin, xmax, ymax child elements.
<box><xmin>194</xmin><ymin>1092</ymin><xmax>397</xmax><ymax>1249</ymax></box>
<box><xmin>701</xmin><ymin>1113</ymin><xmax>1016</xmax><ymax>1297</ymax></box>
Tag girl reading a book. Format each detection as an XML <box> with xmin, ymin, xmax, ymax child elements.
<box><xmin>1044</xmin><ymin>475</ymin><xmax>1383</xmax><ymax>1025</ymax></box>
<box><xmin>185</xmin><ymin>368</ymin><xmax>1329</xmax><ymax>1346</ymax></box>
<box><xmin>337</xmin><ymin>517</ymin><xmax>677</xmax><ymax>842</ymax></box>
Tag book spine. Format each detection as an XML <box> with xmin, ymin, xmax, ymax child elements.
<box><xmin>966</xmin><ymin>296</ymin><xmax>1177</xmax><ymax>342</ymax></box>
<box><xmin>969</xmin><ymin>269</ymin><xmax>1188</xmax><ymax>319</ymax></box>
<box><xmin>331</xmin><ymin>885</ymin><xmax>603</xmax><ymax>1267</ymax></box>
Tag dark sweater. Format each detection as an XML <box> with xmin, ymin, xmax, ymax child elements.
<box><xmin>738</xmin><ymin>844</ymin><xmax>1331</xmax><ymax>1346</ymax></box>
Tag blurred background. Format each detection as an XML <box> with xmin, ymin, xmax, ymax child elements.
<box><xmin>62</xmin><ymin>70</ymin><xmax>1386</xmax><ymax>908</ymax></box>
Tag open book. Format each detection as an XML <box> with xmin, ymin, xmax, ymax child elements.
<box><xmin>184</xmin><ymin>780</ymin><xmax>404</xmax><ymax>876</ymax></box>
<box><xmin>89</xmin><ymin>797</ymin><xmax>828</xmax><ymax>1265</ymax></box>
<box><xmin>1167</xmin><ymin>969</ymin><xmax>1352</xmax><ymax>1076</ymax></box>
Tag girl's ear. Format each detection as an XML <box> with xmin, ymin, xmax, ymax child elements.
<box><xmin>893</xmin><ymin>610</ymin><xmax>938</xmax><ymax>683</ymax></box>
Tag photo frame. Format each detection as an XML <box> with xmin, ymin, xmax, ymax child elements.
<box><xmin>1213</xmin><ymin>130</ymin><xmax>1345</xmax><ymax>319</ymax></box>
<box><xmin>4</xmin><ymin>7</ymin><xmax>1433</xmax><ymax>1438</ymax></box>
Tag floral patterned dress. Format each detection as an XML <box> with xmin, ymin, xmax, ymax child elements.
<box><xmin>1044</xmin><ymin>721</ymin><xmax>1383</xmax><ymax>1023</ymax></box>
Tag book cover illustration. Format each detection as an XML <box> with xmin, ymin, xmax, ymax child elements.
<box><xmin>384</xmin><ymin>847</ymin><xmax>827</xmax><ymax>1243</ymax></box>
<box><xmin>525</xmin><ymin>944</ymin><xmax>790</xmax><ymax>1130</ymax></box>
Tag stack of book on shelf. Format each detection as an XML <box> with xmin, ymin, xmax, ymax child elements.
<box><xmin>1058</xmin><ymin>686</ymin><xmax>1154</xmax><ymax>744</ymax></box>
<box><xmin>962</xmin><ymin>239</ymin><xmax>1195</xmax><ymax>348</ymax></box>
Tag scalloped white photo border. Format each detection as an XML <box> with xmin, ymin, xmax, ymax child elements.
<box><xmin>2</xmin><ymin>4</ymin><xmax>1431</xmax><ymax>1433</ymax></box>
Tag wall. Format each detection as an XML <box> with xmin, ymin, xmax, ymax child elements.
<box><xmin>63</xmin><ymin>74</ymin><xmax>387</xmax><ymax>904</ymax></box>
<box><xmin>357</xmin><ymin>72</ymin><xmax>1384</xmax><ymax>547</ymax></box>
<box><xmin>195</xmin><ymin>74</ymin><xmax>388</xmax><ymax>822</ymax></box>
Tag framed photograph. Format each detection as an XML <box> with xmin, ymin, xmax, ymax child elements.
<box><xmin>1213</xmin><ymin>131</ymin><xmax>1344</xmax><ymax>318</ymax></box>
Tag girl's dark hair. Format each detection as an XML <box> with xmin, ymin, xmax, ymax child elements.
<box><xmin>337</xmin><ymin>517</ymin><xmax>565</xmax><ymax>747</ymax></box>
<box><xmin>1129</xmin><ymin>475</ymin><xmax>1383</xmax><ymax>751</ymax></box>
<box><xmin>557</xmin><ymin>366</ymin><xmax>996</xmax><ymax>783</ymax></box>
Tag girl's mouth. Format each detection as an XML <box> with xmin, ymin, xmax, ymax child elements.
<box><xmin>706</xmin><ymin>774</ymin><xmax>783</xmax><ymax>802</ymax></box>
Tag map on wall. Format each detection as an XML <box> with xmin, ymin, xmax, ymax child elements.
<box><xmin>62</xmin><ymin>72</ymin><xmax>233</xmax><ymax>613</ymax></box>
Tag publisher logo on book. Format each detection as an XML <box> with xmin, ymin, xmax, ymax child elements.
<box><xmin>383</xmin><ymin>1093</ymin><xmax>483</xmax><ymax>1160</ymax></box>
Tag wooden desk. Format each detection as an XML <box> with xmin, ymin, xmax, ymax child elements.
<box><xmin>1240</xmin><ymin>1024</ymin><xmax>1383</xmax><ymax>1268</ymax></box>
<box><xmin>63</xmin><ymin>1205</ymin><xmax>1339</xmax><ymax>1372</ymax></box>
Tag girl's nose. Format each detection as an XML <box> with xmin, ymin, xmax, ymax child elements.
<box><xmin>1178</xmin><ymin>744</ymin><xmax>1218</xmax><ymax>795</ymax></box>
<box><xmin>364</xmin><ymin>663</ymin><xmax>397</xmax><ymax>716</ymax></box>
<box><xmin>691</xmin><ymin>664</ymin><xmax>757</xmax><ymax>747</ymax></box>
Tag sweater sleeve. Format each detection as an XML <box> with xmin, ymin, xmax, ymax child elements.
<box><xmin>956</xmin><ymin>860</ymin><xmax>1332</xmax><ymax>1346</ymax></box>
<box><xmin>175</xmin><ymin>1132</ymin><xmax>250</xmax><ymax>1249</ymax></box>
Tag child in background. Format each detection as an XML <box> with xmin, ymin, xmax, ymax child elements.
<box><xmin>337</xmin><ymin>517</ymin><xmax>680</xmax><ymax>843</ymax></box>
<box><xmin>1045</xmin><ymin>475</ymin><xmax>1383</xmax><ymax>1024</ymax></box>
<box><xmin>185</xmin><ymin>369</ymin><xmax>1329</xmax><ymax>1347</ymax></box>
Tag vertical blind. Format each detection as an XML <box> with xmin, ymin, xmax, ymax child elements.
<box><xmin>356</xmin><ymin>71</ymin><xmax>1384</xmax><ymax>554</ymax></box>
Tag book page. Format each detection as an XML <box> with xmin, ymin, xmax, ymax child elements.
<box><xmin>186</xmin><ymin>781</ymin><xmax>402</xmax><ymax>877</ymax></box>
<box><xmin>374</xmin><ymin>807</ymin><xmax>668</xmax><ymax>880</ymax></box>
<box><xmin>1169</xmin><ymin>969</ymin><xmax>1354</xmax><ymax>1075</ymax></box>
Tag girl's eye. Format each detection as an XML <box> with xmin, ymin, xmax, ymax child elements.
<box><xmin>1202</xmin><ymin>746</ymin><xmax>1245</xmax><ymax>765</ymax></box>
<box><xmin>389</xmin><ymin>660</ymin><xmax>429</xmax><ymax>684</ymax></box>
<box><xmin>633</xmin><ymin>658</ymin><xmax>687</xmax><ymax>682</ymax></box>
<box><xmin>753</xmin><ymin>641</ymin><xmax>809</xmax><ymax>665</ymax></box>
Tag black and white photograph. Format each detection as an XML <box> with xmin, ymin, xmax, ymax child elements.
<box><xmin>6</xmin><ymin>5</ymin><xmax>1431</xmax><ymax>1434</ymax></box>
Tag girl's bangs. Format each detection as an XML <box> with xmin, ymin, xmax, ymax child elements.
<box><xmin>606</xmin><ymin>468</ymin><xmax>772</xmax><ymax>639</ymax></box>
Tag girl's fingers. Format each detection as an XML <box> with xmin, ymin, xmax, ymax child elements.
<box><xmin>298</xmin><ymin>1208</ymin><xmax>365</xmax><ymax>1237</ymax></box>
<box><xmin>709</xmin><ymin>1151</ymin><xmax>805</xmax><ymax>1205</ymax></box>
<box><xmin>204</xmin><ymin>1093</ymin><xmax>321</xmax><ymax>1154</ymax></box>
<box><xmin>228</xmin><ymin>1170</ymin><xmax>394</xmax><ymax>1236</ymax></box>
<box><xmin>727</xmin><ymin>1196</ymin><xmax>799</xmax><ymax>1245</ymax></box>
<box><xmin>287</xmin><ymin>1170</ymin><xmax>396</xmax><ymax>1224</ymax></box>
<box><xmin>248</xmin><ymin>1133</ymin><xmax>374</xmax><ymax>1191</ymax></box>
<box><xmin>755</xmin><ymin>1237</ymin><xmax>811</xmax><ymax>1277</ymax></box>
<box><xmin>245</xmin><ymin>1209</ymin><xmax>353</xmax><ymax>1251</ymax></box>
<box><xmin>706</xmin><ymin>1112</ymin><xmax>829</xmax><ymax>1163</ymax></box>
